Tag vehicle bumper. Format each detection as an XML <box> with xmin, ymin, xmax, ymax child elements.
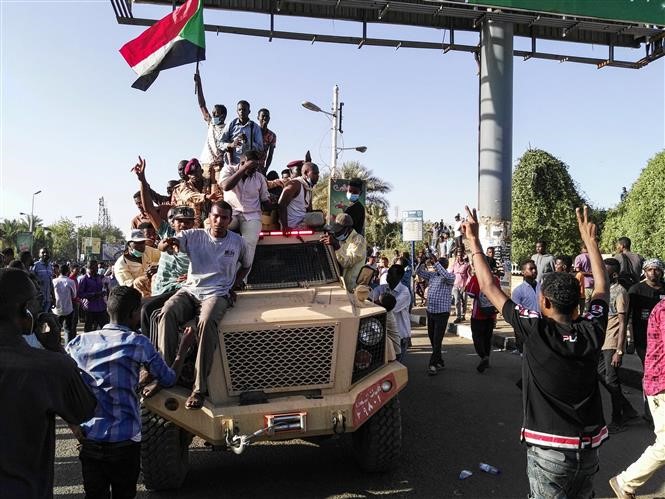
<box><xmin>143</xmin><ymin>362</ymin><xmax>408</xmax><ymax>445</ymax></box>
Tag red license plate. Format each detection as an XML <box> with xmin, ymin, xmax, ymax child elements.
<box><xmin>352</xmin><ymin>373</ymin><xmax>396</xmax><ymax>427</ymax></box>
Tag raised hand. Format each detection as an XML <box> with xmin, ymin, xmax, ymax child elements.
<box><xmin>131</xmin><ymin>155</ymin><xmax>147</xmax><ymax>182</ymax></box>
<box><xmin>461</xmin><ymin>206</ymin><xmax>479</xmax><ymax>241</ymax></box>
<box><xmin>575</xmin><ymin>205</ymin><xmax>597</xmax><ymax>245</ymax></box>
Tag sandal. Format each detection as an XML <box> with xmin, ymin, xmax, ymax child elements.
<box><xmin>185</xmin><ymin>391</ymin><xmax>205</xmax><ymax>410</ymax></box>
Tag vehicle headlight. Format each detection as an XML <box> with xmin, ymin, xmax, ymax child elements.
<box><xmin>359</xmin><ymin>317</ymin><xmax>384</xmax><ymax>346</ymax></box>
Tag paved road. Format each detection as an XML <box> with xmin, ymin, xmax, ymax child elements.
<box><xmin>54</xmin><ymin>326</ymin><xmax>665</xmax><ymax>498</ymax></box>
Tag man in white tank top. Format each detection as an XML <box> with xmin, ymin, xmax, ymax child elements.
<box><xmin>278</xmin><ymin>163</ymin><xmax>320</xmax><ymax>231</ymax></box>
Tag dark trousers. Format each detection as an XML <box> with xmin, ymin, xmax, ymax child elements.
<box><xmin>140</xmin><ymin>291</ymin><xmax>176</xmax><ymax>338</ymax></box>
<box><xmin>57</xmin><ymin>312</ymin><xmax>76</xmax><ymax>343</ymax></box>
<box><xmin>426</xmin><ymin>312</ymin><xmax>450</xmax><ymax>367</ymax></box>
<box><xmin>598</xmin><ymin>349</ymin><xmax>636</xmax><ymax>423</ymax></box>
<box><xmin>636</xmin><ymin>345</ymin><xmax>653</xmax><ymax>421</ymax></box>
<box><xmin>84</xmin><ymin>311</ymin><xmax>109</xmax><ymax>332</ymax></box>
<box><xmin>471</xmin><ymin>318</ymin><xmax>495</xmax><ymax>359</ymax></box>
<box><xmin>79</xmin><ymin>440</ymin><xmax>140</xmax><ymax>499</ymax></box>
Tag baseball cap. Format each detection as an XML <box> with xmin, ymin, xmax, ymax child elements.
<box><xmin>168</xmin><ymin>206</ymin><xmax>196</xmax><ymax>222</ymax></box>
<box><xmin>128</xmin><ymin>229</ymin><xmax>150</xmax><ymax>242</ymax></box>
<box><xmin>328</xmin><ymin>213</ymin><xmax>354</xmax><ymax>233</ymax></box>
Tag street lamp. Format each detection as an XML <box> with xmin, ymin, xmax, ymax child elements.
<box><xmin>302</xmin><ymin>85</ymin><xmax>346</xmax><ymax>177</ymax></box>
<box><xmin>30</xmin><ymin>190</ymin><xmax>42</xmax><ymax>233</ymax></box>
<box><xmin>75</xmin><ymin>215</ymin><xmax>82</xmax><ymax>262</ymax></box>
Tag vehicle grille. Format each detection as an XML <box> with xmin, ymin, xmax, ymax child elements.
<box><xmin>221</xmin><ymin>324</ymin><xmax>338</xmax><ymax>395</ymax></box>
<box><xmin>246</xmin><ymin>241</ymin><xmax>338</xmax><ymax>290</ymax></box>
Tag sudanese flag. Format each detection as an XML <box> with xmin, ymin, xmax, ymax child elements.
<box><xmin>119</xmin><ymin>0</ymin><xmax>205</xmax><ymax>91</ymax></box>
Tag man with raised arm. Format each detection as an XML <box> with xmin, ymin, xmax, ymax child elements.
<box><xmin>157</xmin><ymin>201</ymin><xmax>251</xmax><ymax>410</ymax></box>
<box><xmin>462</xmin><ymin>205</ymin><xmax>609</xmax><ymax>499</ymax></box>
<box><xmin>194</xmin><ymin>72</ymin><xmax>227</xmax><ymax>179</ymax></box>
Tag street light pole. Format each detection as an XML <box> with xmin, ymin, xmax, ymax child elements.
<box><xmin>30</xmin><ymin>190</ymin><xmax>42</xmax><ymax>233</ymax></box>
<box><xmin>75</xmin><ymin>215</ymin><xmax>82</xmax><ymax>262</ymax></box>
<box><xmin>330</xmin><ymin>84</ymin><xmax>340</xmax><ymax>178</ymax></box>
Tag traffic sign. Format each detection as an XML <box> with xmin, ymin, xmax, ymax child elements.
<box><xmin>402</xmin><ymin>210</ymin><xmax>423</xmax><ymax>242</ymax></box>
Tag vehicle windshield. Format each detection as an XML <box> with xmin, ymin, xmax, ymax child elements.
<box><xmin>246</xmin><ymin>240</ymin><xmax>339</xmax><ymax>290</ymax></box>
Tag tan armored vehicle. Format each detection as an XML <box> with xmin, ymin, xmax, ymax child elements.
<box><xmin>141</xmin><ymin>229</ymin><xmax>409</xmax><ymax>490</ymax></box>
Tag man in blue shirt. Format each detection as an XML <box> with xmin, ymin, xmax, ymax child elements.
<box><xmin>32</xmin><ymin>247</ymin><xmax>54</xmax><ymax>312</ymax></box>
<box><xmin>416</xmin><ymin>253</ymin><xmax>455</xmax><ymax>375</ymax></box>
<box><xmin>219</xmin><ymin>100</ymin><xmax>263</xmax><ymax>165</ymax></box>
<box><xmin>67</xmin><ymin>286</ymin><xmax>195</xmax><ymax>499</ymax></box>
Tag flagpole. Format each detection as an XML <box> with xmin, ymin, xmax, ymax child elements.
<box><xmin>194</xmin><ymin>61</ymin><xmax>199</xmax><ymax>94</ymax></box>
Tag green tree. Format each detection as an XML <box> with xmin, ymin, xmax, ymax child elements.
<box><xmin>364</xmin><ymin>204</ymin><xmax>389</xmax><ymax>247</ymax></box>
<box><xmin>600</xmin><ymin>150</ymin><xmax>665</xmax><ymax>258</ymax></box>
<box><xmin>48</xmin><ymin>218</ymin><xmax>78</xmax><ymax>261</ymax></box>
<box><xmin>0</xmin><ymin>218</ymin><xmax>23</xmax><ymax>251</ymax></box>
<box><xmin>512</xmin><ymin>149</ymin><xmax>587</xmax><ymax>264</ymax></box>
<box><xmin>312</xmin><ymin>161</ymin><xmax>392</xmax><ymax>213</ymax></box>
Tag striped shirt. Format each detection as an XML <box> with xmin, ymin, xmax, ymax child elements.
<box><xmin>416</xmin><ymin>261</ymin><xmax>455</xmax><ymax>313</ymax></box>
<box><xmin>66</xmin><ymin>324</ymin><xmax>176</xmax><ymax>442</ymax></box>
<box><xmin>152</xmin><ymin>221</ymin><xmax>190</xmax><ymax>296</ymax></box>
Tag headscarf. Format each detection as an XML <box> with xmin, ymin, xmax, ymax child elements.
<box><xmin>643</xmin><ymin>258</ymin><xmax>664</xmax><ymax>271</ymax></box>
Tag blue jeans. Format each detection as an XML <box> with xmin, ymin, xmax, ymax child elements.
<box><xmin>527</xmin><ymin>446</ymin><xmax>599</xmax><ymax>499</ymax></box>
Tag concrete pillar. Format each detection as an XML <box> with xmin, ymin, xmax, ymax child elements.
<box><xmin>478</xmin><ymin>20</ymin><xmax>514</xmax><ymax>286</ymax></box>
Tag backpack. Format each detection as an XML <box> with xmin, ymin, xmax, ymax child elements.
<box><xmin>617</xmin><ymin>254</ymin><xmax>638</xmax><ymax>291</ymax></box>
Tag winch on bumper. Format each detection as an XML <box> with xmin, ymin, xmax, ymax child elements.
<box><xmin>143</xmin><ymin>361</ymin><xmax>407</xmax><ymax>447</ymax></box>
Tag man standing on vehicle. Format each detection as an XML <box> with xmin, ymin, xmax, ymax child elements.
<box><xmin>462</xmin><ymin>204</ymin><xmax>609</xmax><ymax>498</ymax></box>
<box><xmin>157</xmin><ymin>201</ymin><xmax>251</xmax><ymax>410</ymax></box>
<box><xmin>194</xmin><ymin>72</ymin><xmax>227</xmax><ymax>179</ymax></box>
<box><xmin>220</xmin><ymin>149</ymin><xmax>270</xmax><ymax>267</ymax></box>
<box><xmin>257</xmin><ymin>108</ymin><xmax>276</xmax><ymax>173</ymax></box>
<box><xmin>278</xmin><ymin>162</ymin><xmax>319</xmax><ymax>231</ymax></box>
<box><xmin>320</xmin><ymin>213</ymin><xmax>366</xmax><ymax>292</ymax></box>
<box><xmin>344</xmin><ymin>178</ymin><xmax>365</xmax><ymax>236</ymax></box>
<box><xmin>219</xmin><ymin>100</ymin><xmax>263</xmax><ymax>166</ymax></box>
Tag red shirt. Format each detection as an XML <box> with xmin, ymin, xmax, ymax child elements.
<box><xmin>465</xmin><ymin>275</ymin><xmax>500</xmax><ymax>320</ymax></box>
<box><xmin>644</xmin><ymin>299</ymin><xmax>665</xmax><ymax>396</ymax></box>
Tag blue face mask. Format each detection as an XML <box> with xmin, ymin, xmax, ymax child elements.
<box><xmin>335</xmin><ymin>230</ymin><xmax>350</xmax><ymax>242</ymax></box>
<box><xmin>212</xmin><ymin>116</ymin><xmax>222</xmax><ymax>126</ymax></box>
<box><xmin>346</xmin><ymin>193</ymin><xmax>359</xmax><ymax>203</ymax></box>
<box><xmin>130</xmin><ymin>249</ymin><xmax>144</xmax><ymax>258</ymax></box>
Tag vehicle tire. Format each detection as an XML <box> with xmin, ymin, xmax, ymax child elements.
<box><xmin>351</xmin><ymin>396</ymin><xmax>402</xmax><ymax>472</ymax></box>
<box><xmin>141</xmin><ymin>407</ymin><xmax>193</xmax><ymax>490</ymax></box>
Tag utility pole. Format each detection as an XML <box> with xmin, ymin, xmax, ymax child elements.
<box><xmin>330</xmin><ymin>84</ymin><xmax>340</xmax><ymax>178</ymax></box>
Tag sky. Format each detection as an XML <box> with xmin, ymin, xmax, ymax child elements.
<box><xmin>1</xmin><ymin>1</ymin><xmax>664</xmax><ymax>238</ymax></box>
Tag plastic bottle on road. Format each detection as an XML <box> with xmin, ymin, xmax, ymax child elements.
<box><xmin>479</xmin><ymin>463</ymin><xmax>500</xmax><ymax>475</ymax></box>
<box><xmin>458</xmin><ymin>470</ymin><xmax>473</xmax><ymax>480</ymax></box>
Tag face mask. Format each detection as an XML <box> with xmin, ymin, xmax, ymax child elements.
<box><xmin>335</xmin><ymin>230</ymin><xmax>350</xmax><ymax>242</ymax></box>
<box><xmin>346</xmin><ymin>193</ymin><xmax>359</xmax><ymax>202</ymax></box>
<box><xmin>130</xmin><ymin>248</ymin><xmax>144</xmax><ymax>258</ymax></box>
<box><xmin>212</xmin><ymin>116</ymin><xmax>222</xmax><ymax>125</ymax></box>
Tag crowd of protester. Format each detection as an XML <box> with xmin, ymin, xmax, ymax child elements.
<box><xmin>2</xmin><ymin>78</ymin><xmax>665</xmax><ymax>497</ymax></box>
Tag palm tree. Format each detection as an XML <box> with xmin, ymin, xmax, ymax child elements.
<box><xmin>19</xmin><ymin>214</ymin><xmax>43</xmax><ymax>232</ymax></box>
<box><xmin>312</xmin><ymin>161</ymin><xmax>392</xmax><ymax>212</ymax></box>
<box><xmin>0</xmin><ymin>218</ymin><xmax>23</xmax><ymax>250</ymax></box>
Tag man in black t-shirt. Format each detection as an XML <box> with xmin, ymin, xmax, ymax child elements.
<box><xmin>343</xmin><ymin>178</ymin><xmax>365</xmax><ymax>236</ymax></box>
<box><xmin>627</xmin><ymin>258</ymin><xmax>665</xmax><ymax>361</ymax></box>
<box><xmin>461</xmin><ymin>205</ymin><xmax>609</xmax><ymax>499</ymax></box>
